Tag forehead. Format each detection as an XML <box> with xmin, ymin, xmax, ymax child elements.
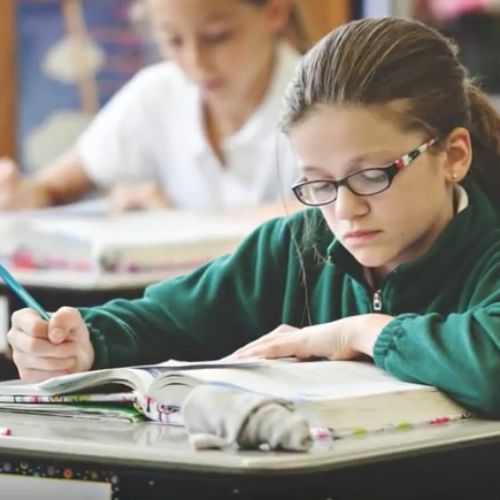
<box><xmin>145</xmin><ymin>0</ymin><xmax>241</xmax><ymax>25</ymax></box>
<box><xmin>289</xmin><ymin>103</ymin><xmax>411</xmax><ymax>154</ymax></box>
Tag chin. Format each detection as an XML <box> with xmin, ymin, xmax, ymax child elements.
<box><xmin>347</xmin><ymin>248</ymin><xmax>391</xmax><ymax>269</ymax></box>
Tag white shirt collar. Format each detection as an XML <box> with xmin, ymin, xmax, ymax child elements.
<box><xmin>455</xmin><ymin>184</ymin><xmax>469</xmax><ymax>214</ymax></box>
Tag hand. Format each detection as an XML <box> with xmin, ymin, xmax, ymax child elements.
<box><xmin>231</xmin><ymin>314</ymin><xmax>394</xmax><ymax>360</ymax></box>
<box><xmin>7</xmin><ymin>307</ymin><xmax>95</xmax><ymax>382</ymax></box>
<box><xmin>108</xmin><ymin>181</ymin><xmax>172</xmax><ymax>213</ymax></box>
<box><xmin>0</xmin><ymin>157</ymin><xmax>51</xmax><ymax>210</ymax></box>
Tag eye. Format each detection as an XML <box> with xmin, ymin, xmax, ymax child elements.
<box><xmin>310</xmin><ymin>181</ymin><xmax>334</xmax><ymax>192</ymax></box>
<box><xmin>358</xmin><ymin>169</ymin><xmax>388</xmax><ymax>182</ymax></box>
<box><xmin>201</xmin><ymin>30</ymin><xmax>233</xmax><ymax>44</ymax></box>
<box><xmin>160</xmin><ymin>35</ymin><xmax>183</xmax><ymax>50</ymax></box>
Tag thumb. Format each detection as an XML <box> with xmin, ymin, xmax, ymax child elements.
<box><xmin>47</xmin><ymin>306</ymin><xmax>86</xmax><ymax>344</ymax></box>
<box><xmin>48</xmin><ymin>327</ymin><xmax>70</xmax><ymax>345</ymax></box>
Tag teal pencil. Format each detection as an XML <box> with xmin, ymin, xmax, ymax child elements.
<box><xmin>0</xmin><ymin>263</ymin><xmax>50</xmax><ymax>321</ymax></box>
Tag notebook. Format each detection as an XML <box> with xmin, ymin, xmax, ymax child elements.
<box><xmin>0</xmin><ymin>358</ymin><xmax>470</xmax><ymax>435</ymax></box>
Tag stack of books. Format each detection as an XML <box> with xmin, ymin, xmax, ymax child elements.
<box><xmin>0</xmin><ymin>208</ymin><xmax>259</xmax><ymax>275</ymax></box>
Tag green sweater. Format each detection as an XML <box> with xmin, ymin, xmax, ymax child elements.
<box><xmin>82</xmin><ymin>181</ymin><xmax>500</xmax><ymax>415</ymax></box>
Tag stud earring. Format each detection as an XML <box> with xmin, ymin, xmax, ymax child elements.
<box><xmin>451</xmin><ymin>173</ymin><xmax>459</xmax><ymax>181</ymax></box>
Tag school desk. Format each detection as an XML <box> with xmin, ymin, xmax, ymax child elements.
<box><xmin>0</xmin><ymin>412</ymin><xmax>499</xmax><ymax>499</ymax></box>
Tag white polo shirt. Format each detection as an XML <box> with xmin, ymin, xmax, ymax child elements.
<box><xmin>76</xmin><ymin>43</ymin><xmax>301</xmax><ymax>211</ymax></box>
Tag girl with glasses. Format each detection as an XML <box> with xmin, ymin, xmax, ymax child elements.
<box><xmin>0</xmin><ymin>0</ymin><xmax>299</xmax><ymax>214</ymax></box>
<box><xmin>8</xmin><ymin>18</ymin><xmax>500</xmax><ymax>416</ymax></box>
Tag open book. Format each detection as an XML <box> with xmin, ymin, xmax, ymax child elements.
<box><xmin>0</xmin><ymin>359</ymin><xmax>470</xmax><ymax>436</ymax></box>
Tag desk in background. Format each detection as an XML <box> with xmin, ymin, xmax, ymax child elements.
<box><xmin>0</xmin><ymin>413</ymin><xmax>500</xmax><ymax>499</ymax></box>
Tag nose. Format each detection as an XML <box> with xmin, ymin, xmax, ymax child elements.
<box><xmin>183</xmin><ymin>39</ymin><xmax>211</xmax><ymax>76</ymax></box>
<box><xmin>333</xmin><ymin>185</ymin><xmax>369</xmax><ymax>220</ymax></box>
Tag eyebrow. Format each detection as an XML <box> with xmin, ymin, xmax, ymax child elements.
<box><xmin>301</xmin><ymin>150</ymin><xmax>399</xmax><ymax>177</ymax></box>
<box><xmin>158</xmin><ymin>12</ymin><xmax>237</xmax><ymax>31</ymax></box>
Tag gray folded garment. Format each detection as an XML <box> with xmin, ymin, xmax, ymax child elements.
<box><xmin>181</xmin><ymin>384</ymin><xmax>312</xmax><ymax>452</ymax></box>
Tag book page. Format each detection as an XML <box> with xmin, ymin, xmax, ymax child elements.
<box><xmin>0</xmin><ymin>366</ymin><xmax>154</xmax><ymax>396</ymax></box>
<box><xmin>0</xmin><ymin>358</ymin><xmax>264</xmax><ymax>397</ymax></box>
<box><xmin>172</xmin><ymin>360</ymin><xmax>431</xmax><ymax>401</ymax></box>
<box><xmin>132</xmin><ymin>357</ymin><xmax>264</xmax><ymax>370</ymax></box>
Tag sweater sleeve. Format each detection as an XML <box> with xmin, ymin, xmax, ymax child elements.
<box><xmin>373</xmin><ymin>255</ymin><xmax>500</xmax><ymax>415</ymax></box>
<box><xmin>81</xmin><ymin>217</ymin><xmax>297</xmax><ymax>369</ymax></box>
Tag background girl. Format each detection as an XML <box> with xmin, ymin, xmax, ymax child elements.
<box><xmin>0</xmin><ymin>0</ymin><xmax>300</xmax><ymax>213</ymax></box>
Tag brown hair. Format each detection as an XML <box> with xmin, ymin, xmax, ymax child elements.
<box><xmin>282</xmin><ymin>17</ymin><xmax>500</xmax><ymax>210</ymax></box>
<box><xmin>243</xmin><ymin>0</ymin><xmax>308</xmax><ymax>50</ymax></box>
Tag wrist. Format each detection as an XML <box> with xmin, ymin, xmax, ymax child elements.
<box><xmin>24</xmin><ymin>179</ymin><xmax>54</xmax><ymax>208</ymax></box>
<box><xmin>351</xmin><ymin>314</ymin><xmax>393</xmax><ymax>357</ymax></box>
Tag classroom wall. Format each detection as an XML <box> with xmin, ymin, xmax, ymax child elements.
<box><xmin>0</xmin><ymin>0</ymin><xmax>16</xmax><ymax>158</ymax></box>
<box><xmin>294</xmin><ymin>0</ymin><xmax>351</xmax><ymax>45</ymax></box>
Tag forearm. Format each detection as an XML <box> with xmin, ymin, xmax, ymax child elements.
<box><xmin>373</xmin><ymin>309</ymin><xmax>500</xmax><ymax>415</ymax></box>
<box><xmin>34</xmin><ymin>149</ymin><xmax>95</xmax><ymax>206</ymax></box>
<box><xmin>81</xmin><ymin>296</ymin><xmax>205</xmax><ymax>369</ymax></box>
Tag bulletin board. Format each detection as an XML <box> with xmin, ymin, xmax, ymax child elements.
<box><xmin>15</xmin><ymin>0</ymin><xmax>155</xmax><ymax>173</ymax></box>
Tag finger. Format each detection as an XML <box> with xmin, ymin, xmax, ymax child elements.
<box><xmin>107</xmin><ymin>186</ymin><xmax>132</xmax><ymax>213</ymax></box>
<box><xmin>17</xmin><ymin>367</ymin><xmax>74</xmax><ymax>383</ymax></box>
<box><xmin>235</xmin><ymin>338</ymin><xmax>299</xmax><ymax>359</ymax></box>
<box><xmin>48</xmin><ymin>307</ymin><xmax>87</xmax><ymax>344</ymax></box>
<box><xmin>232</xmin><ymin>324</ymin><xmax>298</xmax><ymax>357</ymax></box>
<box><xmin>141</xmin><ymin>182</ymin><xmax>170</xmax><ymax>208</ymax></box>
<box><xmin>0</xmin><ymin>158</ymin><xmax>19</xmax><ymax>182</ymax></box>
<box><xmin>11</xmin><ymin>308</ymin><xmax>49</xmax><ymax>338</ymax></box>
<box><xmin>234</xmin><ymin>333</ymin><xmax>303</xmax><ymax>359</ymax></box>
<box><xmin>110</xmin><ymin>197</ymin><xmax>138</xmax><ymax>213</ymax></box>
<box><xmin>9</xmin><ymin>330</ymin><xmax>77</xmax><ymax>357</ymax></box>
<box><xmin>12</xmin><ymin>350</ymin><xmax>77</xmax><ymax>372</ymax></box>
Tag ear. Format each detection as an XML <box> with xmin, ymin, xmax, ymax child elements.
<box><xmin>441</xmin><ymin>127</ymin><xmax>472</xmax><ymax>184</ymax></box>
<box><xmin>262</xmin><ymin>0</ymin><xmax>292</xmax><ymax>33</ymax></box>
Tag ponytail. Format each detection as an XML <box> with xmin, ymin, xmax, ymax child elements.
<box><xmin>466</xmin><ymin>84</ymin><xmax>500</xmax><ymax>211</ymax></box>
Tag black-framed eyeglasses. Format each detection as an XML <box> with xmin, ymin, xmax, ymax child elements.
<box><xmin>292</xmin><ymin>137</ymin><xmax>438</xmax><ymax>207</ymax></box>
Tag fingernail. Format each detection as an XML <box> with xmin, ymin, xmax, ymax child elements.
<box><xmin>49</xmin><ymin>329</ymin><xmax>65</xmax><ymax>343</ymax></box>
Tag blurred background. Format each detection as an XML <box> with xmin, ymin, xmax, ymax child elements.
<box><xmin>1</xmin><ymin>0</ymin><xmax>500</xmax><ymax>169</ymax></box>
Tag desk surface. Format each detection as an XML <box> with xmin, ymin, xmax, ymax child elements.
<box><xmin>0</xmin><ymin>412</ymin><xmax>499</xmax><ymax>474</ymax></box>
<box><xmin>10</xmin><ymin>268</ymin><xmax>178</xmax><ymax>290</ymax></box>
<box><xmin>1</xmin><ymin>414</ymin><xmax>500</xmax><ymax>499</ymax></box>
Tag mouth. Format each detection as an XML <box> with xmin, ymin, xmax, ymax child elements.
<box><xmin>200</xmin><ymin>79</ymin><xmax>224</xmax><ymax>92</ymax></box>
<box><xmin>343</xmin><ymin>230</ymin><xmax>382</xmax><ymax>243</ymax></box>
